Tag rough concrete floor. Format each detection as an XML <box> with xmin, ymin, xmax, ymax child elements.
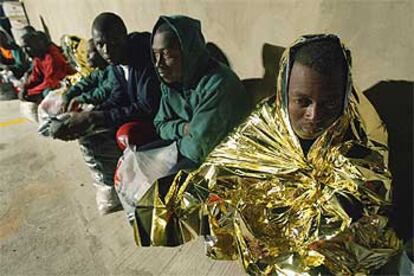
<box><xmin>0</xmin><ymin>100</ymin><xmax>245</xmax><ymax>276</ymax></box>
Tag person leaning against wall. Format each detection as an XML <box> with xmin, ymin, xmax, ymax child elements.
<box><xmin>114</xmin><ymin>15</ymin><xmax>253</xmax><ymax>245</ymax></box>
<box><xmin>19</xmin><ymin>31</ymin><xmax>75</xmax><ymax>103</ymax></box>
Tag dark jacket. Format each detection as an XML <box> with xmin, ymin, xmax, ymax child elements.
<box><xmin>152</xmin><ymin>16</ymin><xmax>253</xmax><ymax>164</ymax></box>
<box><xmin>97</xmin><ymin>32</ymin><xmax>161</xmax><ymax>128</ymax></box>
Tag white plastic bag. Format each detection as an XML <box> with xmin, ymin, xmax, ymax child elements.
<box><xmin>115</xmin><ymin>142</ymin><xmax>178</xmax><ymax>214</ymax></box>
<box><xmin>37</xmin><ymin>86</ymin><xmax>66</xmax><ymax>126</ymax></box>
<box><xmin>37</xmin><ymin>85</ymin><xmax>97</xmax><ymax>138</ymax></box>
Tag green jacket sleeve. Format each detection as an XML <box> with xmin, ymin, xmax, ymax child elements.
<box><xmin>154</xmin><ymin>90</ymin><xmax>187</xmax><ymax>140</ymax></box>
<box><xmin>76</xmin><ymin>67</ymin><xmax>116</xmax><ymax>105</ymax></box>
<box><xmin>9</xmin><ymin>48</ymin><xmax>30</xmax><ymax>78</ymax></box>
<box><xmin>64</xmin><ymin>69</ymin><xmax>101</xmax><ymax>102</ymax></box>
<box><xmin>179</xmin><ymin>80</ymin><xmax>250</xmax><ymax>164</ymax></box>
<box><xmin>64</xmin><ymin>67</ymin><xmax>115</xmax><ymax>104</ymax></box>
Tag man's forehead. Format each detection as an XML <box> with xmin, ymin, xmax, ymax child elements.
<box><xmin>289</xmin><ymin>62</ymin><xmax>345</xmax><ymax>97</ymax></box>
<box><xmin>152</xmin><ymin>31</ymin><xmax>180</xmax><ymax>49</ymax></box>
<box><xmin>92</xmin><ymin>27</ymin><xmax>122</xmax><ymax>41</ymax></box>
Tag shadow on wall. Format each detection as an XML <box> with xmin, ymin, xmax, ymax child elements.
<box><xmin>243</xmin><ymin>43</ymin><xmax>285</xmax><ymax>104</ymax></box>
<box><xmin>364</xmin><ymin>80</ymin><xmax>414</xmax><ymax>241</ymax></box>
<box><xmin>206</xmin><ymin>42</ymin><xmax>285</xmax><ymax>104</ymax></box>
<box><xmin>39</xmin><ymin>15</ymin><xmax>51</xmax><ymax>42</ymax></box>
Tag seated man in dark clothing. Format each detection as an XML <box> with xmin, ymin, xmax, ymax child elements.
<box><xmin>150</xmin><ymin>15</ymin><xmax>252</xmax><ymax>167</ymax></box>
<box><xmin>53</xmin><ymin>12</ymin><xmax>161</xmax><ymax>215</ymax></box>
<box><xmin>19</xmin><ymin>31</ymin><xmax>75</xmax><ymax>103</ymax></box>
<box><xmin>114</xmin><ymin>15</ymin><xmax>252</xmax><ymax>244</ymax></box>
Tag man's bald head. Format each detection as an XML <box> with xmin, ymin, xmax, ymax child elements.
<box><xmin>92</xmin><ymin>12</ymin><xmax>127</xmax><ymax>35</ymax></box>
<box><xmin>91</xmin><ymin>12</ymin><xmax>128</xmax><ymax>65</ymax></box>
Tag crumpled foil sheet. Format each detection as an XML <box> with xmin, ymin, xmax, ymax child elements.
<box><xmin>129</xmin><ymin>34</ymin><xmax>401</xmax><ymax>275</ymax></box>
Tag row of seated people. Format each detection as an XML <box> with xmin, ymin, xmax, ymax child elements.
<box><xmin>0</xmin><ymin>25</ymin><xmax>77</xmax><ymax>101</ymax></box>
<box><xmin>12</xmin><ymin>12</ymin><xmax>407</xmax><ymax>275</ymax></box>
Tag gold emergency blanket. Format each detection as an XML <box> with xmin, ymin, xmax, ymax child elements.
<box><xmin>60</xmin><ymin>35</ymin><xmax>92</xmax><ymax>84</ymax></box>
<box><xmin>130</xmin><ymin>34</ymin><xmax>401</xmax><ymax>275</ymax></box>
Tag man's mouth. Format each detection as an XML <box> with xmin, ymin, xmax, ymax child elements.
<box><xmin>301</xmin><ymin>123</ymin><xmax>325</xmax><ymax>135</ymax></box>
<box><xmin>158</xmin><ymin>70</ymin><xmax>170</xmax><ymax>78</ymax></box>
<box><xmin>102</xmin><ymin>55</ymin><xmax>114</xmax><ymax>64</ymax></box>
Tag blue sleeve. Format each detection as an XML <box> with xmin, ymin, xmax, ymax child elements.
<box><xmin>100</xmin><ymin>67</ymin><xmax>161</xmax><ymax>127</ymax></box>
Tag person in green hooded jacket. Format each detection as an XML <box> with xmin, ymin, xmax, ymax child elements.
<box><xmin>113</xmin><ymin>15</ymin><xmax>253</xmax><ymax>246</ymax></box>
<box><xmin>149</xmin><ymin>15</ymin><xmax>252</xmax><ymax>166</ymax></box>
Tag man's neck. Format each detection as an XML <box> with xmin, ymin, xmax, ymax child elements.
<box><xmin>298</xmin><ymin>138</ymin><xmax>315</xmax><ymax>156</ymax></box>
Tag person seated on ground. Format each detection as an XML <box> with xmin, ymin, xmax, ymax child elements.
<box><xmin>0</xmin><ymin>29</ymin><xmax>30</xmax><ymax>80</ymax></box>
<box><xmin>61</xmin><ymin>38</ymin><xmax>114</xmax><ymax>111</ymax></box>
<box><xmin>52</xmin><ymin>12</ymin><xmax>161</xmax><ymax>215</ymax></box>
<box><xmin>151</xmin><ymin>15</ymin><xmax>252</xmax><ymax>166</ymax></box>
<box><xmin>159</xmin><ymin>34</ymin><xmax>400</xmax><ymax>274</ymax></box>
<box><xmin>19</xmin><ymin>31</ymin><xmax>75</xmax><ymax>103</ymax></box>
<box><xmin>114</xmin><ymin>15</ymin><xmax>252</xmax><ymax>243</ymax></box>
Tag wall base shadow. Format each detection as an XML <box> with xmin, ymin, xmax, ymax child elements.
<box><xmin>243</xmin><ymin>43</ymin><xmax>285</xmax><ymax>103</ymax></box>
<box><xmin>364</xmin><ymin>80</ymin><xmax>413</xmax><ymax>241</ymax></box>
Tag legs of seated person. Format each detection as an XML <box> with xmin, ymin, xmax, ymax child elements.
<box><xmin>23</xmin><ymin>93</ymin><xmax>43</xmax><ymax>104</ymax></box>
<box><xmin>116</xmin><ymin>120</ymin><xmax>158</xmax><ymax>150</ymax></box>
<box><xmin>78</xmin><ymin>130</ymin><xmax>123</xmax><ymax>215</ymax></box>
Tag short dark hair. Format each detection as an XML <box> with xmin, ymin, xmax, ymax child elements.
<box><xmin>294</xmin><ymin>39</ymin><xmax>347</xmax><ymax>81</ymax></box>
<box><xmin>92</xmin><ymin>12</ymin><xmax>127</xmax><ymax>35</ymax></box>
<box><xmin>22</xmin><ymin>25</ymin><xmax>36</xmax><ymax>34</ymax></box>
<box><xmin>21</xmin><ymin>31</ymin><xmax>40</xmax><ymax>43</ymax></box>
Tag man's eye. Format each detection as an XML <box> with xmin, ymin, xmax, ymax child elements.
<box><xmin>163</xmin><ymin>52</ymin><xmax>173</xmax><ymax>59</ymax></box>
<box><xmin>324</xmin><ymin>100</ymin><xmax>341</xmax><ymax>109</ymax></box>
<box><xmin>294</xmin><ymin>98</ymin><xmax>311</xmax><ymax>107</ymax></box>
<box><xmin>163</xmin><ymin>50</ymin><xmax>178</xmax><ymax>59</ymax></box>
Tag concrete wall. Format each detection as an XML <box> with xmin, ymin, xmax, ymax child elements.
<box><xmin>21</xmin><ymin>0</ymin><xmax>414</xmax><ymax>91</ymax></box>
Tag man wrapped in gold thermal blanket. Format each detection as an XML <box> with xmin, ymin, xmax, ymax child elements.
<box><xmin>131</xmin><ymin>34</ymin><xmax>401</xmax><ymax>275</ymax></box>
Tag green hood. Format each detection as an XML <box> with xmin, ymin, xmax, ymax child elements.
<box><xmin>151</xmin><ymin>15</ymin><xmax>210</xmax><ymax>89</ymax></box>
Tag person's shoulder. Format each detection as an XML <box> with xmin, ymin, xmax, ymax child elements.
<box><xmin>128</xmin><ymin>32</ymin><xmax>151</xmax><ymax>44</ymax></box>
<box><xmin>198</xmin><ymin>60</ymin><xmax>243</xmax><ymax>91</ymax></box>
<box><xmin>127</xmin><ymin>32</ymin><xmax>152</xmax><ymax>66</ymax></box>
<box><xmin>46</xmin><ymin>44</ymin><xmax>65</xmax><ymax>60</ymax></box>
<box><xmin>160</xmin><ymin>82</ymin><xmax>171</xmax><ymax>95</ymax></box>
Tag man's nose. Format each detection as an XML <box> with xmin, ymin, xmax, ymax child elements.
<box><xmin>101</xmin><ymin>44</ymin><xmax>108</xmax><ymax>55</ymax></box>
<box><xmin>305</xmin><ymin>104</ymin><xmax>321</xmax><ymax>122</ymax></box>
<box><xmin>154</xmin><ymin>53</ymin><xmax>164</xmax><ymax>68</ymax></box>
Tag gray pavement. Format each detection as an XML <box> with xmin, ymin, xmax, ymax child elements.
<box><xmin>0</xmin><ymin>100</ymin><xmax>245</xmax><ymax>276</ymax></box>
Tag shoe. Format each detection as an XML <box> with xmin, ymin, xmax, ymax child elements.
<box><xmin>95</xmin><ymin>185</ymin><xmax>123</xmax><ymax>215</ymax></box>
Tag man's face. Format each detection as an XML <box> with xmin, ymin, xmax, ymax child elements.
<box><xmin>22</xmin><ymin>36</ymin><xmax>45</xmax><ymax>58</ymax></box>
<box><xmin>92</xmin><ymin>27</ymin><xmax>126</xmax><ymax>65</ymax></box>
<box><xmin>152</xmin><ymin>30</ymin><xmax>182</xmax><ymax>84</ymax></box>
<box><xmin>87</xmin><ymin>41</ymin><xmax>106</xmax><ymax>69</ymax></box>
<box><xmin>288</xmin><ymin>62</ymin><xmax>345</xmax><ymax>140</ymax></box>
